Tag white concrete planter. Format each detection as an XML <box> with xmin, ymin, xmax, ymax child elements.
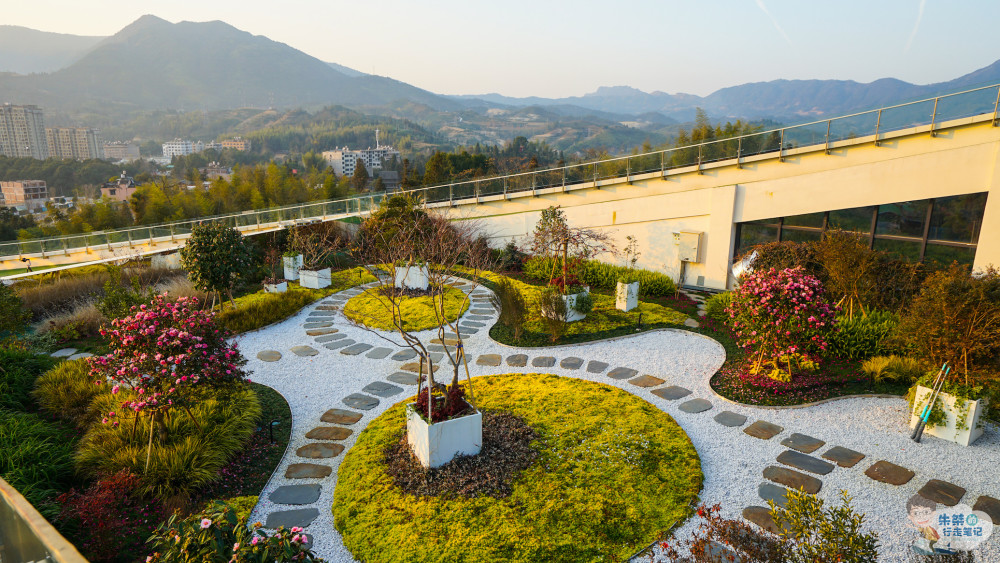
<box><xmin>616</xmin><ymin>281</ymin><xmax>640</xmax><ymax>312</ymax></box>
<box><xmin>283</xmin><ymin>255</ymin><xmax>303</xmax><ymax>281</ymax></box>
<box><xmin>151</xmin><ymin>252</ymin><xmax>182</xmax><ymax>270</ymax></box>
<box><xmin>909</xmin><ymin>385</ymin><xmax>989</xmax><ymax>446</ymax></box>
<box><xmin>298</xmin><ymin>268</ymin><xmax>331</xmax><ymax>289</ymax></box>
<box><xmin>264</xmin><ymin>281</ymin><xmax>287</xmax><ymax>294</ymax></box>
<box><xmin>541</xmin><ymin>287</ymin><xmax>589</xmax><ymax>323</ymax></box>
<box><xmin>395</xmin><ymin>264</ymin><xmax>430</xmax><ymax>291</ymax></box>
<box><xmin>406</xmin><ymin>403</ymin><xmax>482</xmax><ymax>468</ymax></box>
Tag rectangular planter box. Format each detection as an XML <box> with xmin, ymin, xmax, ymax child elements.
<box><xmin>299</xmin><ymin>268</ymin><xmax>331</xmax><ymax>289</ymax></box>
<box><xmin>406</xmin><ymin>403</ymin><xmax>482</xmax><ymax>468</ymax></box>
<box><xmin>909</xmin><ymin>385</ymin><xmax>988</xmax><ymax>446</ymax></box>
<box><xmin>395</xmin><ymin>265</ymin><xmax>430</xmax><ymax>291</ymax></box>
<box><xmin>616</xmin><ymin>281</ymin><xmax>640</xmax><ymax>311</ymax></box>
<box><xmin>264</xmin><ymin>281</ymin><xmax>287</xmax><ymax>294</ymax></box>
<box><xmin>283</xmin><ymin>255</ymin><xmax>303</xmax><ymax>281</ymax></box>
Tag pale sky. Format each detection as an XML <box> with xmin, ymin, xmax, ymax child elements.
<box><xmin>5</xmin><ymin>0</ymin><xmax>999</xmax><ymax>98</ymax></box>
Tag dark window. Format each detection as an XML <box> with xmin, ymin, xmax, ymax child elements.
<box><xmin>783</xmin><ymin>212</ymin><xmax>824</xmax><ymax>228</ymax></box>
<box><xmin>828</xmin><ymin>206</ymin><xmax>875</xmax><ymax>232</ymax></box>
<box><xmin>781</xmin><ymin>229</ymin><xmax>822</xmax><ymax>243</ymax></box>
<box><xmin>876</xmin><ymin>200</ymin><xmax>929</xmax><ymax>238</ymax></box>
<box><xmin>736</xmin><ymin>224</ymin><xmax>778</xmax><ymax>256</ymax></box>
<box><xmin>928</xmin><ymin>193</ymin><xmax>988</xmax><ymax>244</ymax></box>
<box><xmin>874</xmin><ymin>238</ymin><xmax>922</xmax><ymax>261</ymax></box>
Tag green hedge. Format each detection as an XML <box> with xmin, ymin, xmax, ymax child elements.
<box><xmin>0</xmin><ymin>349</ymin><xmax>57</xmax><ymax>413</ymax></box>
<box><xmin>33</xmin><ymin>359</ymin><xmax>106</xmax><ymax>429</ymax></box>
<box><xmin>524</xmin><ymin>257</ymin><xmax>676</xmax><ymax>297</ymax></box>
<box><xmin>704</xmin><ymin>292</ymin><xmax>732</xmax><ymax>324</ymax></box>
<box><xmin>828</xmin><ymin>311</ymin><xmax>900</xmax><ymax>361</ymax></box>
<box><xmin>0</xmin><ymin>409</ymin><xmax>77</xmax><ymax>519</ymax></box>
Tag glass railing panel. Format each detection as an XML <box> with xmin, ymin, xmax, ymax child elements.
<box><xmin>629</xmin><ymin>152</ymin><xmax>663</xmax><ymax>175</ymax></box>
<box><xmin>736</xmin><ymin>131</ymin><xmax>782</xmax><ymax>159</ymax></box>
<box><xmin>828</xmin><ymin>111</ymin><xmax>878</xmax><ymax>143</ymax></box>
<box><xmin>781</xmin><ymin>121</ymin><xmax>828</xmax><ymax>150</ymax></box>
<box><xmin>596</xmin><ymin>159</ymin><xmax>626</xmax><ymax>181</ymax></box>
<box><xmin>667</xmin><ymin>144</ymin><xmax>700</xmax><ymax>168</ymax></box>
<box><xmin>878</xmin><ymin>99</ymin><xmax>935</xmax><ymax>131</ymax></box>
<box><xmin>0</xmin><ymin>241</ymin><xmax>20</xmax><ymax>256</ymax></box>
<box><xmin>41</xmin><ymin>238</ymin><xmax>64</xmax><ymax>252</ymax></box>
<box><xmin>107</xmin><ymin>231</ymin><xmax>130</xmax><ymax>244</ymax></box>
<box><xmin>933</xmin><ymin>86</ymin><xmax>999</xmax><ymax>123</ymax></box>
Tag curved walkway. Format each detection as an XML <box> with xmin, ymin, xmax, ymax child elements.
<box><xmin>234</xmin><ymin>279</ymin><xmax>1000</xmax><ymax>563</ymax></box>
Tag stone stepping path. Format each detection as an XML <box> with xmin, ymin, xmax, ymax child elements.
<box><xmin>758</xmin><ymin>482</ymin><xmax>791</xmax><ymax>509</ymax></box>
<box><xmin>652</xmin><ymin>386</ymin><xmax>692</xmax><ymax>400</ymax></box>
<box><xmin>586</xmin><ymin>360</ymin><xmax>609</xmax><ymax>373</ymax></box>
<box><xmin>462</xmin><ymin>320</ymin><xmax>486</xmax><ymax>328</ymax></box>
<box><xmin>401</xmin><ymin>361</ymin><xmax>438</xmax><ymax>373</ymax></box>
<box><xmin>387</xmin><ymin>372</ymin><xmax>420</xmax><ymax>385</ymax></box>
<box><xmin>392</xmin><ymin>349</ymin><xmax>417</xmax><ymax>361</ymax></box>
<box><xmin>270</xmin><ymin>484</ymin><xmax>321</xmax><ymax>505</ymax></box>
<box><xmin>306</xmin><ymin>328</ymin><xmax>337</xmax><ymax>336</ymax></box>
<box><xmin>50</xmin><ymin>348</ymin><xmax>77</xmax><ymax>358</ymax></box>
<box><xmin>776</xmin><ymin>450</ymin><xmax>835</xmax><ymax>475</ymax></box>
<box><xmin>917</xmin><ymin>479</ymin><xmax>966</xmax><ymax>507</ymax></box>
<box><xmin>366</xmin><ymin>347</ymin><xmax>393</xmax><ymax>359</ymax></box>
<box><xmin>560</xmin><ymin>357</ymin><xmax>584</xmax><ymax>370</ymax></box>
<box><xmin>864</xmin><ymin>460</ymin><xmax>914</xmax><ymax>486</ymax></box>
<box><xmin>316</xmin><ymin>333</ymin><xmax>346</xmax><ymax>343</ymax></box>
<box><xmin>265</xmin><ymin>508</ymin><xmax>319</xmax><ymax>529</ymax></box>
<box><xmin>781</xmin><ymin>433</ymin><xmax>826</xmax><ymax>454</ymax></box>
<box><xmin>340</xmin><ymin>343</ymin><xmax>373</xmax><ymax>356</ymax></box>
<box><xmin>323</xmin><ymin>339</ymin><xmax>353</xmax><ymax>350</ymax></box>
<box><xmin>305</xmin><ymin>427</ymin><xmax>352</xmax><ymax>440</ymax></box>
<box><xmin>714</xmin><ymin>411</ymin><xmax>748</xmax><ymax>427</ymax></box>
<box><xmin>678</xmin><ymin>398</ymin><xmax>713</xmax><ymax>413</ymax></box>
<box><xmin>69</xmin><ymin>353</ymin><xmax>93</xmax><ymax>361</ymax></box>
<box><xmin>362</xmin><ymin>381</ymin><xmax>403</xmax><ymax>397</ymax></box>
<box><xmin>342</xmin><ymin>393</ymin><xmax>379</xmax><ymax>410</ymax></box>
<box><xmin>606</xmin><ymin>367</ymin><xmax>638</xmax><ymax>380</ymax></box>
<box><xmin>763</xmin><ymin>465</ymin><xmax>822</xmax><ymax>494</ymax></box>
<box><xmin>296</xmin><ymin>443</ymin><xmax>344</xmax><ymax>458</ymax></box>
<box><xmin>744</xmin><ymin>420</ymin><xmax>783</xmax><ymax>440</ymax></box>
<box><xmin>320</xmin><ymin>409</ymin><xmax>362</xmax><ymax>425</ymax></box>
<box><xmin>973</xmin><ymin>496</ymin><xmax>1000</xmax><ymax>523</ymax></box>
<box><xmin>506</xmin><ymin>354</ymin><xmax>527</xmax><ymax>367</ymax></box>
<box><xmin>291</xmin><ymin>346</ymin><xmax>319</xmax><ymax>357</ymax></box>
<box><xmin>821</xmin><ymin>446</ymin><xmax>865</xmax><ymax>468</ymax></box>
<box><xmin>285</xmin><ymin>463</ymin><xmax>332</xmax><ymax>479</ymax></box>
<box><xmin>629</xmin><ymin>375</ymin><xmax>664</xmax><ymax>388</ymax></box>
<box><xmin>476</xmin><ymin>354</ymin><xmax>501</xmax><ymax>366</ymax></box>
<box><xmin>303</xmin><ymin>321</ymin><xmax>333</xmax><ymax>329</ymax></box>
<box><xmin>258</xmin><ymin>350</ymin><xmax>282</xmax><ymax>362</ymax></box>
<box><xmin>465</xmin><ymin>314</ymin><xmax>491</xmax><ymax>321</ymax></box>
<box><xmin>531</xmin><ymin>356</ymin><xmax>556</xmax><ymax>368</ymax></box>
<box><xmin>742</xmin><ymin>506</ymin><xmax>782</xmax><ymax>534</ymax></box>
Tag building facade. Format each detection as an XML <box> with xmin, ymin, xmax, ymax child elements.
<box><xmin>220</xmin><ymin>137</ymin><xmax>252</xmax><ymax>151</ymax></box>
<box><xmin>46</xmin><ymin>127</ymin><xmax>103</xmax><ymax>160</ymax></box>
<box><xmin>0</xmin><ymin>104</ymin><xmax>48</xmax><ymax>160</ymax></box>
<box><xmin>162</xmin><ymin>139</ymin><xmax>204</xmax><ymax>159</ymax></box>
<box><xmin>322</xmin><ymin>144</ymin><xmax>400</xmax><ymax>177</ymax></box>
<box><xmin>101</xmin><ymin>172</ymin><xmax>137</xmax><ymax>202</ymax></box>
<box><xmin>1</xmin><ymin>180</ymin><xmax>48</xmax><ymax>210</ymax></box>
<box><xmin>103</xmin><ymin>141</ymin><xmax>141</xmax><ymax>162</ymax></box>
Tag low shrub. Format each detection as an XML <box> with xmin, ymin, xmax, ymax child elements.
<box><xmin>0</xmin><ymin>281</ymin><xmax>31</xmax><ymax>336</ymax></box>
<box><xmin>97</xmin><ymin>264</ymin><xmax>155</xmax><ymax>321</ymax></box>
<box><xmin>0</xmin><ymin>409</ymin><xmax>77</xmax><ymax>519</ymax></box>
<box><xmin>536</xmin><ymin>287</ymin><xmax>568</xmax><ymax>342</ymax></box>
<box><xmin>343</xmin><ymin>284</ymin><xmax>469</xmax><ymax>332</ymax></box>
<box><xmin>571</xmin><ymin>291</ymin><xmax>594</xmax><ymax>314</ymax></box>
<box><xmin>493</xmin><ymin>240</ymin><xmax>527</xmax><ymax>272</ymax></box>
<box><xmin>862</xmin><ymin>355</ymin><xmax>924</xmax><ymax>384</ymax></box>
<box><xmin>491</xmin><ymin>276</ymin><xmax>527</xmax><ymax>341</ymax></box>
<box><xmin>38</xmin><ymin>300</ymin><xmax>105</xmax><ymax>340</ymax></box>
<box><xmin>15</xmin><ymin>266</ymin><xmax>181</xmax><ymax>320</ymax></box>
<box><xmin>33</xmin><ymin>359</ymin><xmax>107</xmax><ymax>429</ymax></box>
<box><xmin>827</xmin><ymin>310</ymin><xmax>899</xmax><ymax>360</ymax></box>
<box><xmin>0</xmin><ymin>348</ymin><xmax>57</xmax><ymax>412</ymax></box>
<box><xmin>703</xmin><ymin>292</ymin><xmax>732</xmax><ymax>324</ymax></box>
<box><xmin>524</xmin><ymin>256</ymin><xmax>676</xmax><ymax>296</ymax></box>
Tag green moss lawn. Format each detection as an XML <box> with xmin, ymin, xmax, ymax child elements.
<box><xmin>343</xmin><ymin>285</ymin><xmax>469</xmax><ymax>332</ymax></box>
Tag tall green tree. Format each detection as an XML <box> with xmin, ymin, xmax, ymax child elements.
<box><xmin>351</xmin><ymin>159</ymin><xmax>369</xmax><ymax>192</ymax></box>
<box><xmin>179</xmin><ymin>224</ymin><xmax>253</xmax><ymax>308</ymax></box>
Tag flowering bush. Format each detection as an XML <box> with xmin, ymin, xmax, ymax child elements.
<box><xmin>147</xmin><ymin>502</ymin><xmax>322</xmax><ymax>563</ymax></box>
<box><xmin>88</xmin><ymin>294</ymin><xmax>248</xmax><ymax>437</ymax></box>
<box><xmin>729</xmin><ymin>267</ymin><xmax>837</xmax><ymax>381</ymax></box>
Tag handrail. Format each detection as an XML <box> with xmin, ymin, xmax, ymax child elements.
<box><xmin>0</xmin><ymin>476</ymin><xmax>88</xmax><ymax>563</ymax></box>
<box><xmin>3</xmin><ymin>82</ymin><xmax>1000</xmax><ymax>261</ymax></box>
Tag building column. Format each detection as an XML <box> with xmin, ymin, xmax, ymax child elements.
<box><xmin>704</xmin><ymin>184</ymin><xmax>738</xmax><ymax>290</ymax></box>
<box><xmin>975</xmin><ymin>147</ymin><xmax>1000</xmax><ymax>272</ymax></box>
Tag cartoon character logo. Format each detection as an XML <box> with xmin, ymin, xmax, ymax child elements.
<box><xmin>906</xmin><ymin>494</ymin><xmax>994</xmax><ymax>555</ymax></box>
<box><xmin>907</xmin><ymin>495</ymin><xmax>945</xmax><ymax>555</ymax></box>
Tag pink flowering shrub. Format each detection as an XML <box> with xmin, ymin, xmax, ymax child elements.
<box><xmin>729</xmin><ymin>267</ymin><xmax>837</xmax><ymax>380</ymax></box>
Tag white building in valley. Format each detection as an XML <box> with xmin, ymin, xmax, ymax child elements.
<box><xmin>322</xmin><ymin>130</ymin><xmax>400</xmax><ymax>177</ymax></box>
<box><xmin>162</xmin><ymin>139</ymin><xmax>204</xmax><ymax>159</ymax></box>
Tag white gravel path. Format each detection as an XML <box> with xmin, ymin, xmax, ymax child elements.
<box><xmin>235</xmin><ymin>280</ymin><xmax>1000</xmax><ymax>563</ymax></box>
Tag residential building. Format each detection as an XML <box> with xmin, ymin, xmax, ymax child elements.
<box><xmin>377</xmin><ymin>170</ymin><xmax>401</xmax><ymax>191</ymax></box>
<box><xmin>101</xmin><ymin>172</ymin><xmax>137</xmax><ymax>202</ymax></box>
<box><xmin>46</xmin><ymin>127</ymin><xmax>103</xmax><ymax>160</ymax></box>
<box><xmin>322</xmin><ymin>130</ymin><xmax>400</xmax><ymax>177</ymax></box>
<box><xmin>200</xmin><ymin>162</ymin><xmax>232</xmax><ymax>181</ymax></box>
<box><xmin>103</xmin><ymin>141</ymin><xmax>141</xmax><ymax>161</ymax></box>
<box><xmin>162</xmin><ymin>139</ymin><xmax>204</xmax><ymax>159</ymax></box>
<box><xmin>0</xmin><ymin>104</ymin><xmax>48</xmax><ymax>159</ymax></box>
<box><xmin>1</xmin><ymin>180</ymin><xmax>48</xmax><ymax>211</ymax></box>
<box><xmin>220</xmin><ymin>137</ymin><xmax>252</xmax><ymax>151</ymax></box>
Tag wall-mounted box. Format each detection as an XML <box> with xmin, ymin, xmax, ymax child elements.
<box><xmin>678</xmin><ymin>231</ymin><xmax>703</xmax><ymax>262</ymax></box>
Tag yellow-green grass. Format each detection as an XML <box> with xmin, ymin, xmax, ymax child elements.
<box><xmin>215</xmin><ymin>267</ymin><xmax>376</xmax><ymax>334</ymax></box>
<box><xmin>333</xmin><ymin>373</ymin><xmax>702</xmax><ymax>563</ymax></box>
<box><xmin>343</xmin><ymin>285</ymin><xmax>469</xmax><ymax>332</ymax></box>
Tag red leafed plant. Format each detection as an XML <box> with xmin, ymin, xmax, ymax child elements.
<box><xmin>413</xmin><ymin>384</ymin><xmax>472</xmax><ymax>423</ymax></box>
<box><xmin>548</xmin><ymin>273</ymin><xmax>582</xmax><ymax>292</ymax></box>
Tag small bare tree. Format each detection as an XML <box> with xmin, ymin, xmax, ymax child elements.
<box><xmin>291</xmin><ymin>221</ymin><xmax>350</xmax><ymax>270</ymax></box>
<box><xmin>528</xmin><ymin>206</ymin><xmax>616</xmax><ymax>293</ymax></box>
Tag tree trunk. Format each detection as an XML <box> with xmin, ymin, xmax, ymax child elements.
<box><xmin>153</xmin><ymin>410</ymin><xmax>168</xmax><ymax>443</ymax></box>
<box><xmin>562</xmin><ymin>240</ymin><xmax>569</xmax><ymax>294</ymax></box>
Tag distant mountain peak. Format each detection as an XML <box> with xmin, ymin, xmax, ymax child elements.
<box><xmin>587</xmin><ymin>85</ymin><xmax>649</xmax><ymax>97</ymax></box>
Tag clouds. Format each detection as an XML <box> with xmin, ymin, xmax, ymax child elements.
<box><xmin>755</xmin><ymin>0</ymin><xmax>794</xmax><ymax>47</ymax></box>
<box><xmin>905</xmin><ymin>0</ymin><xmax>927</xmax><ymax>53</ymax></box>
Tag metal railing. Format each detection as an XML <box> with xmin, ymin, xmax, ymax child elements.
<box><xmin>3</xmin><ymin>82</ymin><xmax>1000</xmax><ymax>262</ymax></box>
<box><xmin>0</xmin><ymin>477</ymin><xmax>88</xmax><ymax>563</ymax></box>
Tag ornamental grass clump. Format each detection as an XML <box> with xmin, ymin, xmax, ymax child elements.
<box><xmin>729</xmin><ymin>266</ymin><xmax>837</xmax><ymax>382</ymax></box>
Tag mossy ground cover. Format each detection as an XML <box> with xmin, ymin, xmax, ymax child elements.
<box><xmin>333</xmin><ymin>373</ymin><xmax>702</xmax><ymax>563</ymax></box>
<box><xmin>343</xmin><ymin>285</ymin><xmax>469</xmax><ymax>332</ymax></box>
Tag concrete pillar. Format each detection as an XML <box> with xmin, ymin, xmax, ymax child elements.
<box><xmin>705</xmin><ymin>185</ymin><xmax>738</xmax><ymax>290</ymax></box>
<box><xmin>974</xmin><ymin>145</ymin><xmax>1000</xmax><ymax>272</ymax></box>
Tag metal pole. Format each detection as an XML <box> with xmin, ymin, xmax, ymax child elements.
<box><xmin>778</xmin><ymin>129</ymin><xmax>785</xmax><ymax>162</ymax></box>
<box><xmin>824</xmin><ymin>120</ymin><xmax>832</xmax><ymax>154</ymax></box>
<box><xmin>697</xmin><ymin>145</ymin><xmax>703</xmax><ymax>174</ymax></box>
<box><xmin>874</xmin><ymin>109</ymin><xmax>883</xmax><ymax>146</ymax></box>
<box><xmin>930</xmin><ymin>97</ymin><xmax>939</xmax><ymax>137</ymax></box>
<box><xmin>993</xmin><ymin>87</ymin><xmax>1000</xmax><ymax>126</ymax></box>
<box><xmin>449</xmin><ymin>184</ymin><xmax>454</xmax><ymax>206</ymax></box>
<box><xmin>736</xmin><ymin>137</ymin><xmax>743</xmax><ymax>169</ymax></box>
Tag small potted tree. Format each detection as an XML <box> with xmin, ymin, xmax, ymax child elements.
<box><xmin>263</xmin><ymin>247</ymin><xmax>287</xmax><ymax>294</ymax></box>
<box><xmin>291</xmin><ymin>222</ymin><xmax>347</xmax><ymax>289</ymax></box>
<box><xmin>616</xmin><ymin>235</ymin><xmax>641</xmax><ymax>312</ymax></box>
<box><xmin>282</xmin><ymin>251</ymin><xmax>303</xmax><ymax>281</ymax></box>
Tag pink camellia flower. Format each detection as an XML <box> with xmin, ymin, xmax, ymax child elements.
<box><xmin>291</xmin><ymin>527</ymin><xmax>303</xmax><ymax>533</ymax></box>
<box><xmin>232</xmin><ymin>543</ymin><xmax>239</xmax><ymax>552</ymax></box>
<box><xmin>201</xmin><ymin>518</ymin><xmax>212</xmax><ymax>529</ymax></box>
<box><xmin>251</xmin><ymin>537</ymin><xmax>259</xmax><ymax>546</ymax></box>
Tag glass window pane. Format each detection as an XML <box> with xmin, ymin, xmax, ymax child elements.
<box><xmin>781</xmin><ymin>229</ymin><xmax>822</xmax><ymax>243</ymax></box>
<box><xmin>927</xmin><ymin>193</ymin><xmax>988</xmax><ymax>244</ymax></box>
<box><xmin>783</xmin><ymin>212</ymin><xmax>824</xmax><ymax>228</ymax></box>
<box><xmin>874</xmin><ymin>238</ymin><xmax>922</xmax><ymax>261</ymax></box>
<box><xmin>923</xmin><ymin>244</ymin><xmax>977</xmax><ymax>267</ymax></box>
<box><xmin>736</xmin><ymin>224</ymin><xmax>778</xmax><ymax>256</ymax></box>
<box><xmin>876</xmin><ymin>200</ymin><xmax>928</xmax><ymax>237</ymax></box>
<box><xmin>745</xmin><ymin>217</ymin><xmax>780</xmax><ymax>226</ymax></box>
<box><xmin>828</xmin><ymin>206</ymin><xmax>875</xmax><ymax>233</ymax></box>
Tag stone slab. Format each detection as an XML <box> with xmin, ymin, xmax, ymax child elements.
<box><xmin>744</xmin><ymin>420</ymin><xmax>783</xmax><ymax>440</ymax></box>
<box><xmin>401</xmin><ymin>361</ymin><xmax>437</xmax><ymax>373</ymax></box>
<box><xmin>315</xmin><ymin>305</ymin><xmax>339</xmax><ymax>311</ymax></box>
<box><xmin>781</xmin><ymin>433</ymin><xmax>826</xmax><ymax>454</ymax></box>
<box><xmin>285</xmin><ymin>463</ymin><xmax>332</xmax><ymax>479</ymax></box>
<box><xmin>290</xmin><ymin>346</ymin><xmax>319</xmax><ymax>357</ymax></box>
<box><xmin>629</xmin><ymin>375</ymin><xmax>665</xmax><ymax>388</ymax></box>
<box><xmin>362</xmin><ymin>381</ymin><xmax>404</xmax><ymax>398</ymax></box>
<box><xmin>506</xmin><ymin>354</ymin><xmax>528</xmax><ymax>367</ymax></box>
<box><xmin>308</xmin><ymin>312</ymin><xmax>336</xmax><ymax>317</ymax></box>
<box><xmin>324</xmin><ymin>339</ymin><xmax>355</xmax><ymax>350</ymax></box>
<box><xmin>392</xmin><ymin>349</ymin><xmax>417</xmax><ymax>361</ymax></box>
<box><xmin>315</xmin><ymin>333</ymin><xmax>346</xmax><ymax>343</ymax></box>
<box><xmin>366</xmin><ymin>347</ymin><xmax>393</xmax><ymax>359</ymax></box>
<box><xmin>320</xmin><ymin>409</ymin><xmax>362</xmax><ymax>425</ymax></box>
<box><xmin>973</xmin><ymin>496</ymin><xmax>1000</xmax><ymax>524</ymax></box>
<box><xmin>257</xmin><ymin>350</ymin><xmax>282</xmax><ymax>362</ymax></box>
<box><xmin>68</xmin><ymin>353</ymin><xmax>93</xmax><ymax>361</ymax></box>
<box><xmin>560</xmin><ymin>357</ymin><xmax>584</xmax><ymax>370</ymax></box>
<box><xmin>821</xmin><ymin>446</ymin><xmax>866</xmax><ymax>468</ymax></box>
<box><xmin>476</xmin><ymin>354</ymin><xmax>500</xmax><ymax>366</ymax></box>
<box><xmin>864</xmin><ymin>460</ymin><xmax>914</xmax><ymax>486</ymax></box>
<box><xmin>531</xmin><ymin>356</ymin><xmax>556</xmax><ymax>368</ymax></box>
<box><xmin>763</xmin><ymin>465</ymin><xmax>822</xmax><ymax>494</ymax></box>
<box><xmin>426</xmin><ymin>344</ymin><xmax>447</xmax><ymax>353</ymax></box>
<box><xmin>917</xmin><ymin>479</ymin><xmax>966</xmax><ymax>507</ymax></box>
<box><xmin>387</xmin><ymin>372</ymin><xmax>420</xmax><ymax>385</ymax></box>
<box><xmin>607</xmin><ymin>367</ymin><xmax>638</xmax><ymax>380</ymax></box>
<box><xmin>776</xmin><ymin>450</ymin><xmax>835</xmax><ymax>475</ymax></box>
<box><xmin>457</xmin><ymin>327</ymin><xmax>479</xmax><ymax>335</ymax></box>
<box><xmin>652</xmin><ymin>386</ymin><xmax>692</xmax><ymax>400</ymax></box>
<box><xmin>678</xmin><ymin>398</ymin><xmax>713</xmax><ymax>413</ymax></box>
<box><xmin>469</xmin><ymin>309</ymin><xmax>495</xmax><ymax>315</ymax></box>
<box><xmin>305</xmin><ymin>426</ymin><xmax>353</xmax><ymax>440</ymax></box>
<box><xmin>586</xmin><ymin>360</ymin><xmax>609</xmax><ymax>373</ymax></box>
<box><xmin>684</xmin><ymin>318</ymin><xmax>700</xmax><ymax>328</ymax></box>
<box><xmin>743</xmin><ymin>506</ymin><xmax>782</xmax><ymax>534</ymax></box>
<box><xmin>305</xmin><ymin>328</ymin><xmax>337</xmax><ymax>336</ymax></box>
<box><xmin>759</xmin><ymin>482</ymin><xmax>791</xmax><ymax>509</ymax></box>
<box><xmin>461</xmin><ymin>321</ymin><xmax>486</xmax><ymax>328</ymax></box>
<box><xmin>466</xmin><ymin>314</ymin><xmax>491</xmax><ymax>321</ymax></box>
<box><xmin>342</xmin><ymin>393</ymin><xmax>379</xmax><ymax>410</ymax></box>
<box><xmin>303</xmin><ymin>322</ymin><xmax>333</xmax><ymax>329</ymax></box>
<box><xmin>270</xmin><ymin>484</ymin><xmax>321</xmax><ymax>505</ymax></box>
<box><xmin>296</xmin><ymin>442</ymin><xmax>344</xmax><ymax>458</ymax></box>
<box><xmin>714</xmin><ymin>411</ymin><xmax>748</xmax><ymax>427</ymax></box>
<box><xmin>340</xmin><ymin>343</ymin><xmax>373</xmax><ymax>356</ymax></box>
<box><xmin>265</xmin><ymin>508</ymin><xmax>319</xmax><ymax>529</ymax></box>
<box><xmin>50</xmin><ymin>348</ymin><xmax>77</xmax><ymax>358</ymax></box>
<box><xmin>430</xmin><ymin>338</ymin><xmax>460</xmax><ymax>346</ymax></box>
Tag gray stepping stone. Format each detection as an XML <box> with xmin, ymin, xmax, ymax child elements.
<box><xmin>316</xmin><ymin>333</ymin><xmax>347</xmax><ymax>343</ymax></box>
<box><xmin>466</xmin><ymin>315</ymin><xmax>491</xmax><ymax>321</ymax></box>
<box><xmin>427</xmin><ymin>352</ymin><xmax>443</xmax><ymax>363</ymax></box>
<box><xmin>461</xmin><ymin>321</ymin><xmax>486</xmax><ymax>328</ymax></box>
<box><xmin>759</xmin><ymin>482</ymin><xmax>791</xmax><ymax>509</ymax></box>
<box><xmin>257</xmin><ymin>350</ymin><xmax>282</xmax><ymax>362</ymax></box>
<box><xmin>532</xmin><ymin>356</ymin><xmax>556</xmax><ymax>368</ymax></box>
<box><xmin>427</xmin><ymin>344</ymin><xmax>447</xmax><ymax>353</ymax></box>
<box><xmin>392</xmin><ymin>349</ymin><xmax>417</xmax><ymax>361</ymax></box>
<box><xmin>342</xmin><ymin>393</ymin><xmax>379</xmax><ymax>410</ymax></box>
<box><xmin>917</xmin><ymin>479</ymin><xmax>966</xmax><ymax>507</ymax></box>
<box><xmin>506</xmin><ymin>354</ymin><xmax>528</xmax><ymax>367</ymax></box>
<box><xmin>401</xmin><ymin>361</ymin><xmax>437</xmax><ymax>374</ymax></box>
<box><xmin>560</xmin><ymin>357</ymin><xmax>584</xmax><ymax>370</ymax></box>
<box><xmin>821</xmin><ymin>446</ymin><xmax>866</xmax><ymax>468</ymax></box>
<box><xmin>864</xmin><ymin>460</ymin><xmax>914</xmax><ymax>486</ymax></box>
<box><xmin>714</xmin><ymin>411</ymin><xmax>748</xmax><ymax>427</ymax></box>
<box><xmin>678</xmin><ymin>398</ymin><xmax>713</xmax><ymax>413</ymax></box>
<box><xmin>744</xmin><ymin>420</ymin><xmax>783</xmax><ymax>440</ymax></box>
<box><xmin>477</xmin><ymin>354</ymin><xmax>502</xmax><ymax>367</ymax></box>
<box><xmin>629</xmin><ymin>375</ymin><xmax>664</xmax><ymax>387</ymax></box>
<box><xmin>306</xmin><ymin>426</ymin><xmax>352</xmax><ymax>440</ymax></box>
<box><xmin>270</xmin><ymin>484</ymin><xmax>321</xmax><ymax>505</ymax></box>
<box><xmin>457</xmin><ymin>327</ymin><xmax>479</xmax><ymax>335</ymax></box>
<box><xmin>50</xmin><ymin>348</ymin><xmax>77</xmax><ymax>358</ymax></box>
<box><xmin>763</xmin><ymin>466</ymin><xmax>822</xmax><ymax>494</ymax></box>
<box><xmin>776</xmin><ymin>450</ymin><xmax>835</xmax><ymax>475</ymax></box>
<box><xmin>387</xmin><ymin>372</ymin><xmax>420</xmax><ymax>385</ymax></box>
<box><xmin>308</xmin><ymin>312</ymin><xmax>336</xmax><ymax>317</ymax></box>
<box><xmin>607</xmin><ymin>367</ymin><xmax>638</xmax><ymax>380</ymax></box>
<box><xmin>285</xmin><ymin>463</ymin><xmax>332</xmax><ymax>479</ymax></box>
<box><xmin>315</xmin><ymin>305</ymin><xmax>339</xmax><ymax>311</ymax></box>
<box><xmin>296</xmin><ymin>443</ymin><xmax>344</xmax><ymax>458</ymax></box>
<box><xmin>470</xmin><ymin>309</ymin><xmax>494</xmax><ymax>315</ymax></box>
<box><xmin>362</xmin><ymin>381</ymin><xmax>404</xmax><ymax>398</ymax></box>
<box><xmin>321</xmin><ymin>409</ymin><xmax>362</xmax><ymax>425</ymax></box>
<box><xmin>324</xmin><ymin>339</ymin><xmax>353</xmax><ymax>350</ymax></box>
<box><xmin>684</xmin><ymin>318</ymin><xmax>700</xmax><ymax>328</ymax></box>
<box><xmin>68</xmin><ymin>353</ymin><xmax>93</xmax><ymax>361</ymax></box>
<box><xmin>652</xmin><ymin>386</ymin><xmax>692</xmax><ymax>400</ymax></box>
<box><xmin>586</xmin><ymin>361</ymin><xmax>609</xmax><ymax>373</ymax></box>
<box><xmin>265</xmin><ymin>508</ymin><xmax>319</xmax><ymax>529</ymax></box>
<box><xmin>303</xmin><ymin>321</ymin><xmax>333</xmax><ymax>329</ymax></box>
<box><xmin>340</xmin><ymin>343</ymin><xmax>373</xmax><ymax>356</ymax></box>
<box><xmin>781</xmin><ymin>433</ymin><xmax>826</xmax><ymax>454</ymax></box>
<box><xmin>366</xmin><ymin>347</ymin><xmax>393</xmax><ymax>359</ymax></box>
<box><xmin>290</xmin><ymin>346</ymin><xmax>319</xmax><ymax>357</ymax></box>
<box><xmin>743</xmin><ymin>506</ymin><xmax>783</xmax><ymax>534</ymax></box>
<box><xmin>305</xmin><ymin>328</ymin><xmax>337</xmax><ymax>336</ymax></box>
<box><xmin>973</xmin><ymin>496</ymin><xmax>1000</xmax><ymax>524</ymax></box>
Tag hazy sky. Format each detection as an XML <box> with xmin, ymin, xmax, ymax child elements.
<box><xmin>5</xmin><ymin>0</ymin><xmax>999</xmax><ymax>98</ymax></box>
